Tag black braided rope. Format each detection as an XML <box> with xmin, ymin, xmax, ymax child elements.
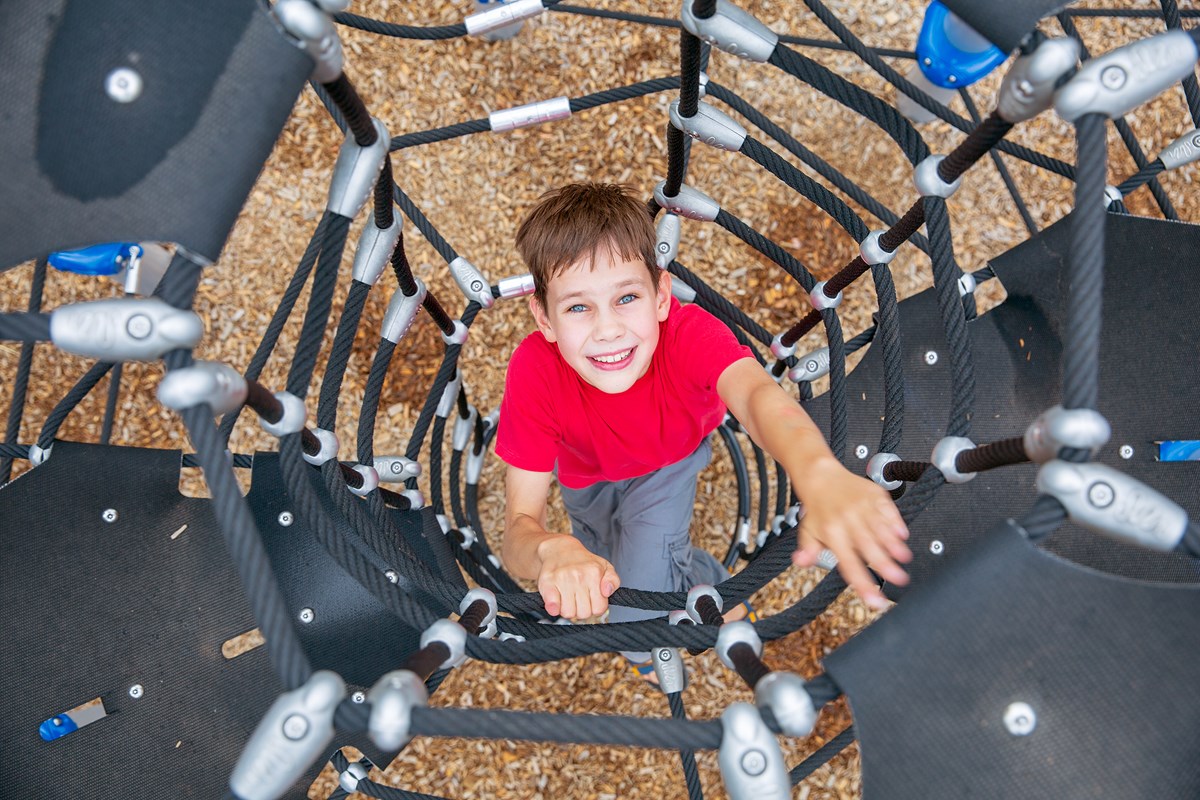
<box><xmin>789</xmin><ymin>725</ymin><xmax>855</xmax><ymax>785</ymax></box>
<box><xmin>323</xmin><ymin>74</ymin><xmax>378</xmax><ymax>147</ymax></box>
<box><xmin>1</xmin><ymin>258</ymin><xmax>47</xmax><ymax>483</ymax></box>
<box><xmin>1160</xmin><ymin>0</ymin><xmax>1200</xmax><ymax>125</ymax></box>
<box><xmin>0</xmin><ymin>312</ymin><xmax>51</xmax><ymax>342</ymax></box>
<box><xmin>667</xmin><ymin>691</ymin><xmax>704</xmax><ymax>800</ymax></box>
<box><xmin>318</xmin><ymin>279</ymin><xmax>372</xmax><ymax>432</ymax></box>
<box><xmin>956</xmin><ymin>437</ymin><xmax>1029</xmax><ymax>474</ymax></box>
<box><xmin>285</xmin><ymin>215</ymin><xmax>352</xmax><ymax>398</ymax></box>
<box><xmin>357</xmin><ymin>338</ymin><xmax>397</xmax><ymax>465</ymax></box>
<box><xmin>36</xmin><ymin>361</ymin><xmax>113</xmax><ymax>449</ymax></box>
<box><xmin>1117</xmin><ymin>159</ymin><xmax>1167</xmax><ymax>196</ymax></box>
<box><xmin>959</xmin><ymin>89</ymin><xmax>1039</xmax><ymax>236</ymax></box>
<box><xmin>333</xmin><ymin>11</ymin><xmax>466</xmax><ymax>41</ymax></box>
<box><xmin>393</xmin><ymin>184</ymin><xmax>457</xmax><ymax>264</ymax></box>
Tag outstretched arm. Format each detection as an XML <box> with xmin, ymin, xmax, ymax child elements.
<box><xmin>716</xmin><ymin>358</ymin><xmax>910</xmax><ymax>609</ymax></box>
<box><xmin>502</xmin><ymin>465</ymin><xmax>620</xmax><ymax>620</ymax></box>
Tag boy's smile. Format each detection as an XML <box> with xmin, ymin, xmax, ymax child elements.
<box><xmin>530</xmin><ymin>248</ymin><xmax>671</xmax><ymax>394</ymax></box>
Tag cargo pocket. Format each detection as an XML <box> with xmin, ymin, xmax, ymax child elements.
<box><xmin>667</xmin><ymin>537</ymin><xmax>694</xmax><ymax>592</ymax></box>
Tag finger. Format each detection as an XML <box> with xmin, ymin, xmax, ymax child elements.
<box><xmin>833</xmin><ymin>546</ymin><xmax>889</xmax><ymax>611</ymax></box>
<box><xmin>792</xmin><ymin>525</ymin><xmax>824</xmax><ymax>566</ymax></box>
<box><xmin>558</xmin><ymin>587</ymin><xmax>578</xmax><ymax>621</ymax></box>
<box><xmin>875</xmin><ymin>497</ymin><xmax>910</xmax><ymax>539</ymax></box>
<box><xmin>587</xmin><ymin>579</ymin><xmax>608</xmax><ymax>619</ymax></box>
<box><xmin>541</xmin><ymin>584</ymin><xmax>562</xmax><ymax>618</ymax></box>
<box><xmin>854</xmin><ymin>530</ymin><xmax>910</xmax><ymax>587</ymax></box>
<box><xmin>601</xmin><ymin>564</ymin><xmax>620</xmax><ymax>597</ymax></box>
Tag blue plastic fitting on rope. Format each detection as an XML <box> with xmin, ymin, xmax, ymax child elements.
<box><xmin>48</xmin><ymin>242</ymin><xmax>133</xmax><ymax>276</ymax></box>
<box><xmin>916</xmin><ymin>2</ymin><xmax>1005</xmax><ymax>89</ymax></box>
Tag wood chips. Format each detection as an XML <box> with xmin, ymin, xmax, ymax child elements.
<box><xmin>2</xmin><ymin>1</ymin><xmax>1198</xmax><ymax>798</ymax></box>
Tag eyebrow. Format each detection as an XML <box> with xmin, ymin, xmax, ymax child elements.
<box><xmin>556</xmin><ymin>279</ymin><xmax>645</xmax><ymax>303</ymax></box>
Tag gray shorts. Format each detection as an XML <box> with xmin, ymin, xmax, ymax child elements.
<box><xmin>559</xmin><ymin>439</ymin><xmax>728</xmax><ymax>662</ymax></box>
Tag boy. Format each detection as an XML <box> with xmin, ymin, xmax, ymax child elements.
<box><xmin>496</xmin><ymin>183</ymin><xmax>910</xmax><ymax>668</ymax></box>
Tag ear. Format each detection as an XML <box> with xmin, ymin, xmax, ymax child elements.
<box><xmin>529</xmin><ymin>296</ymin><xmax>557</xmax><ymax>343</ymax></box>
<box><xmin>655</xmin><ymin>269</ymin><xmax>672</xmax><ymax>322</ymax></box>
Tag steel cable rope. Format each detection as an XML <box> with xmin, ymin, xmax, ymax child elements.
<box><xmin>789</xmin><ymin>725</ymin><xmax>856</xmax><ymax>785</ymax></box>
<box><xmin>958</xmin><ymin>88</ymin><xmax>1039</xmax><ymax>236</ymax></box>
<box><xmin>705</xmin><ymin>82</ymin><xmax>932</xmax><ymax>255</ymax></box>
<box><xmin>1056</xmin><ymin>13</ymin><xmax>1179</xmax><ymax>220</ymax></box>
<box><xmin>796</xmin><ymin>0</ymin><xmax>1076</xmax><ymax>179</ymax></box>
<box><xmin>218</xmin><ymin>211</ymin><xmax>334</xmax><ymax>445</ymax></box>
<box><xmin>153</xmin><ymin>252</ymin><xmax>316</xmax><ymax>692</ymax></box>
<box><xmin>1161</xmin><ymin>0</ymin><xmax>1200</xmax><ymax>125</ymax></box>
<box><xmin>388</xmin><ymin>76</ymin><xmax>681</xmax><ymax>151</ymax></box>
<box><xmin>0</xmin><ymin>312</ymin><xmax>50</xmax><ymax>342</ymax></box>
<box><xmin>667</xmin><ymin>691</ymin><xmax>704</xmax><ymax>800</ymax></box>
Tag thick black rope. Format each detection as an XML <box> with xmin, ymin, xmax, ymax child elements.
<box><xmin>285</xmin><ymin>215</ymin><xmax>352</xmax><ymax>398</ymax></box>
<box><xmin>322</xmin><ymin>74</ymin><xmax>378</xmax><ymax>147</ymax></box>
<box><xmin>1063</xmin><ymin>115</ymin><xmax>1108</xmax><ymax>414</ymax></box>
<box><xmin>707</xmin><ymin>83</ymin><xmax>931</xmax><ymax>254</ymax></box>
<box><xmin>1057</xmin><ymin>14</ymin><xmax>1178</xmax><ymax>220</ymax></box>
<box><xmin>789</xmin><ymin>725</ymin><xmax>855</xmax><ymax>785</ymax></box>
<box><xmin>333</xmin><ymin>11</ymin><xmax>466</xmax><ymax>40</ymax></box>
<box><xmin>959</xmin><ymin>89</ymin><xmax>1039</xmax><ymax>236</ymax></box>
<box><xmin>801</xmin><ymin>0</ymin><xmax>1074</xmax><ymax>179</ymax></box>
<box><xmin>357</xmin><ymin>338</ymin><xmax>396</xmax><ymax>465</ymax></box>
<box><xmin>0</xmin><ymin>312</ymin><xmax>51</xmax><ymax>342</ymax></box>
<box><xmin>1</xmin><ymin>257</ymin><xmax>47</xmax><ymax>482</ymax></box>
<box><xmin>667</xmin><ymin>691</ymin><xmax>704</xmax><ymax>800</ymax></box>
<box><xmin>318</xmin><ymin>279</ymin><xmax>372</xmax><ymax>432</ymax></box>
<box><xmin>393</xmin><ymin>184</ymin><xmax>457</xmax><ymax>265</ymax></box>
<box><xmin>1160</xmin><ymin>0</ymin><xmax>1200</xmax><ymax>125</ymax></box>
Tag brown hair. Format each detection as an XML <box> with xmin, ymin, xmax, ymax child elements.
<box><xmin>515</xmin><ymin>183</ymin><xmax>660</xmax><ymax>308</ymax></box>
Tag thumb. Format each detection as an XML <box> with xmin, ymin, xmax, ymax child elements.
<box><xmin>601</xmin><ymin>564</ymin><xmax>620</xmax><ymax>597</ymax></box>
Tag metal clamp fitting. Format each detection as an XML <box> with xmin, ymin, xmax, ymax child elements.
<box><xmin>788</xmin><ymin>347</ymin><xmax>830</xmax><ymax>383</ymax></box>
<box><xmin>497</xmin><ymin>274</ymin><xmax>534</xmax><ymax>299</ymax></box>
<box><xmin>260</xmin><ymin>391</ymin><xmax>307</xmax><ymax>437</ymax></box>
<box><xmin>859</xmin><ymin>230</ymin><xmax>897</xmax><ymax>266</ymax></box>
<box><xmin>449</xmin><ymin>256</ymin><xmax>494</xmax><ymax>310</ymax></box>
<box><xmin>28</xmin><ymin>442</ymin><xmax>53</xmax><ymax>466</ymax></box>
<box><xmin>914</xmin><ymin>155</ymin><xmax>962</xmax><ymax>198</ymax></box>
<box><xmin>717</xmin><ymin>703</ymin><xmax>790</xmax><ymax>798</ymax></box>
<box><xmin>465</xmin><ymin>0</ymin><xmax>545</xmax><ymax>37</ymax></box>
<box><xmin>1037</xmin><ymin>460</ymin><xmax>1188</xmax><ymax>551</ymax></box>
<box><xmin>867</xmin><ymin>452</ymin><xmax>903</xmax><ymax>490</ymax></box>
<box><xmin>457</xmin><ymin>525</ymin><xmax>478</xmax><ymax>549</ymax></box>
<box><xmin>669</xmin><ymin>100</ymin><xmax>747</xmax><ymax>152</ymax></box>
<box><xmin>489</xmin><ymin>96</ymin><xmax>571</xmax><ymax>132</ymax></box>
<box><xmin>452</xmin><ymin>405</ymin><xmax>479</xmax><ymax>452</ymax></box>
<box><xmin>656</xmin><ymin>212</ymin><xmax>681</xmax><ymax>269</ymax></box>
<box><xmin>957</xmin><ymin>271</ymin><xmax>977</xmax><ymax>297</ymax></box>
<box><xmin>499</xmin><ymin>631</ymin><xmax>527</xmax><ymax>643</ymax></box>
<box><xmin>735</xmin><ymin>518</ymin><xmax>752</xmax><ymax>551</ymax></box>
<box><xmin>1023</xmin><ymin>405</ymin><xmax>1111</xmax><ymax>463</ymax></box>
<box><xmin>435</xmin><ymin>368</ymin><xmax>463</xmax><ymax>420</ymax></box>
<box><xmin>116</xmin><ymin>242</ymin><xmax>172</xmax><ymax>296</ymax></box>
<box><xmin>466</xmin><ymin>446</ymin><xmax>487</xmax><ymax>485</ymax></box>
<box><xmin>420</xmin><ymin>619</ymin><xmax>468</xmax><ymax>670</ymax></box>
<box><xmin>328</xmin><ymin>118</ymin><xmax>390</xmax><ymax>219</ymax></box>
<box><xmin>400</xmin><ymin>489</ymin><xmax>424</xmax><ymax>510</ymax></box>
<box><xmin>1160</xmin><ymin>128</ymin><xmax>1200</xmax><ymax>170</ymax></box>
<box><xmin>652</xmin><ymin>647</ymin><xmax>688</xmax><ymax>694</ymax></box>
<box><xmin>685</xmin><ymin>584</ymin><xmax>723</xmax><ymax>623</ymax></box>
<box><xmin>229</xmin><ymin>670</ymin><xmax>345</xmax><ymax>800</ymax></box>
<box><xmin>698</xmin><ymin>70</ymin><xmax>710</xmax><ymax>98</ymax></box>
<box><xmin>668</xmin><ymin>609</ymin><xmax>693</xmax><ymax>626</ymax></box>
<box><xmin>808</xmin><ymin>280</ymin><xmax>842</xmax><ymax>311</ymax></box>
<box><xmin>303</xmin><ymin>428</ymin><xmax>340</xmax><ymax>466</ymax></box>
<box><xmin>715</xmin><ymin>620</ymin><xmax>763</xmax><ymax>670</ymax></box>
<box><xmin>997</xmin><ymin>37</ymin><xmax>1081</xmax><ymax>123</ymax></box>
<box><xmin>441</xmin><ymin>320</ymin><xmax>469</xmax><ymax>346</ymax></box>
<box><xmin>352</xmin><ymin>216</ymin><xmax>402</xmax><ymax>286</ymax></box>
<box><xmin>479</xmin><ymin>619</ymin><xmax>499</xmax><ymax>639</ymax></box>
<box><xmin>681</xmin><ymin>0</ymin><xmax>779</xmax><ymax>64</ymax></box>
<box><xmin>381</xmin><ymin>279</ymin><xmax>428</xmax><ymax>344</ymax></box>
<box><xmin>367</xmin><ymin>669</ymin><xmax>427</xmax><ymax>752</ymax></box>
<box><xmin>769</xmin><ymin>332</ymin><xmax>795</xmax><ymax>360</ymax></box>
<box><xmin>931</xmin><ymin>436</ymin><xmax>977</xmax><ymax>483</ymax></box>
<box><xmin>157</xmin><ymin>361</ymin><xmax>248</xmax><ymax>417</ymax></box>
<box><xmin>459</xmin><ymin>587</ymin><xmax>499</xmax><ymax>626</ymax></box>
<box><xmin>274</xmin><ymin>0</ymin><xmax>344</xmax><ymax>83</ymax></box>
<box><xmin>815</xmin><ymin>549</ymin><xmax>839</xmax><ymax>571</ymax></box>
<box><xmin>1104</xmin><ymin>185</ymin><xmax>1123</xmax><ymax>208</ymax></box>
<box><xmin>374</xmin><ymin>455</ymin><xmax>422</xmax><ymax>482</ymax></box>
<box><xmin>50</xmin><ymin>297</ymin><xmax>204</xmax><ymax>362</ymax></box>
<box><xmin>671</xmin><ymin>276</ymin><xmax>697</xmax><ymax>304</ymax></box>
<box><xmin>339</xmin><ymin>761</ymin><xmax>370</xmax><ymax>794</ymax></box>
<box><xmin>754</xmin><ymin>671</ymin><xmax>816</xmax><ymax>737</ymax></box>
<box><xmin>348</xmin><ymin>464</ymin><xmax>379</xmax><ymax>497</ymax></box>
<box><xmin>653</xmin><ymin>182</ymin><xmax>720</xmax><ymax>222</ymax></box>
<box><xmin>1055</xmin><ymin>30</ymin><xmax>1199</xmax><ymax>122</ymax></box>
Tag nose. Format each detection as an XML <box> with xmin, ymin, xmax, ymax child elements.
<box><xmin>592</xmin><ymin>306</ymin><xmax>623</xmax><ymax>341</ymax></box>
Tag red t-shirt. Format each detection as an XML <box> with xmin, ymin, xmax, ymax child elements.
<box><xmin>496</xmin><ymin>297</ymin><xmax>754</xmax><ymax>488</ymax></box>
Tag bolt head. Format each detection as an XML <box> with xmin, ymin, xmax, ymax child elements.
<box><xmin>1119</xmin><ymin>445</ymin><xmax>1133</xmax><ymax>460</ymax></box>
<box><xmin>282</xmin><ymin>713</ymin><xmax>310</xmax><ymax>740</ymax></box>
<box><xmin>299</xmin><ymin>607</ymin><xmax>315</xmax><ymax>624</ymax></box>
<box><xmin>1100</xmin><ymin>65</ymin><xmax>1127</xmax><ymax>90</ymax></box>
<box><xmin>924</xmin><ymin>350</ymin><xmax>939</xmax><ymax>365</ymax></box>
<box><xmin>855</xmin><ymin>445</ymin><xmax>869</xmax><ymax>459</ymax></box>
<box><xmin>385</xmin><ymin>569</ymin><xmax>399</xmax><ymax>584</ymax></box>
<box><xmin>1087</xmin><ymin>481</ymin><xmax>1115</xmax><ymax>509</ymax></box>
<box><xmin>930</xmin><ymin>539</ymin><xmax>944</xmax><ymax>555</ymax></box>
<box><xmin>129</xmin><ymin>684</ymin><xmax>144</xmax><ymax>699</ymax></box>
<box><xmin>740</xmin><ymin>749</ymin><xmax>767</xmax><ymax>776</ymax></box>
<box><xmin>352</xmin><ymin>691</ymin><xmax>366</xmax><ymax>703</ymax></box>
<box><xmin>1004</xmin><ymin>701</ymin><xmax>1037</xmax><ymax>736</ymax></box>
<box><xmin>102</xmin><ymin>508</ymin><xmax>119</xmax><ymax>523</ymax></box>
<box><xmin>278</xmin><ymin>511</ymin><xmax>294</xmax><ymax>527</ymax></box>
<box><xmin>105</xmin><ymin>67</ymin><xmax>143</xmax><ymax>103</ymax></box>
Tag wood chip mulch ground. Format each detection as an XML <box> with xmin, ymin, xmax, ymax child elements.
<box><xmin>2</xmin><ymin>1</ymin><xmax>1197</xmax><ymax>798</ymax></box>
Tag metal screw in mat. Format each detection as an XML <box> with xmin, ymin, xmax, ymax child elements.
<box><xmin>101</xmin><ymin>508</ymin><xmax>118</xmax><ymax>523</ymax></box>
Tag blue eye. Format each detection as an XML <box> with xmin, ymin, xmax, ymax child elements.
<box><xmin>616</xmin><ymin>293</ymin><xmax>637</xmax><ymax>305</ymax></box>
<box><xmin>566</xmin><ymin>304</ymin><xmax>587</xmax><ymax>313</ymax></box>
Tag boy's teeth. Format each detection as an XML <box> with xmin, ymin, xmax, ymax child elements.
<box><xmin>593</xmin><ymin>349</ymin><xmax>632</xmax><ymax>364</ymax></box>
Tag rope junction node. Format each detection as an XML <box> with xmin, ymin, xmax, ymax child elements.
<box><xmin>2</xmin><ymin>1</ymin><xmax>1200</xmax><ymax>798</ymax></box>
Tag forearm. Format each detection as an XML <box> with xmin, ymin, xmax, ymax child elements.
<box><xmin>739</xmin><ymin>384</ymin><xmax>842</xmax><ymax>495</ymax></box>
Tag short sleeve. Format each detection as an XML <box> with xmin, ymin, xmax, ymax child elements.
<box><xmin>668</xmin><ymin>303</ymin><xmax>755</xmax><ymax>392</ymax></box>
<box><xmin>494</xmin><ymin>335</ymin><xmax>561</xmax><ymax>474</ymax></box>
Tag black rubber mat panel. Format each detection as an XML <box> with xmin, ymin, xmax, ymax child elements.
<box><xmin>825</xmin><ymin>518</ymin><xmax>1200</xmax><ymax>799</ymax></box>
<box><xmin>942</xmin><ymin>0</ymin><xmax>1075</xmax><ymax>51</ymax></box>
<box><xmin>0</xmin><ymin>442</ymin><xmax>279</xmax><ymax>798</ymax></box>
<box><xmin>0</xmin><ymin>0</ymin><xmax>311</xmax><ymax>269</ymax></box>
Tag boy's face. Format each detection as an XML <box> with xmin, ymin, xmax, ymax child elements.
<box><xmin>530</xmin><ymin>248</ymin><xmax>671</xmax><ymax>394</ymax></box>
